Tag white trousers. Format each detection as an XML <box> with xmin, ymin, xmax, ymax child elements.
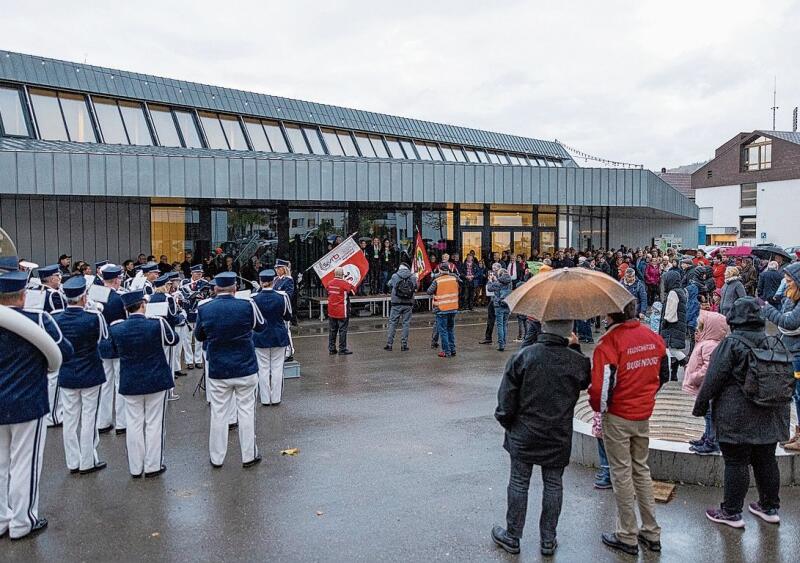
<box><xmin>60</xmin><ymin>386</ymin><xmax>101</xmax><ymax>471</ymax></box>
<box><xmin>207</xmin><ymin>374</ymin><xmax>258</xmax><ymax>466</ymax></box>
<box><xmin>124</xmin><ymin>391</ymin><xmax>168</xmax><ymax>475</ymax></box>
<box><xmin>184</xmin><ymin>323</ymin><xmax>203</xmax><ymax>365</ymax></box>
<box><xmin>97</xmin><ymin>359</ymin><xmax>125</xmax><ymax>430</ymax></box>
<box><xmin>0</xmin><ymin>417</ymin><xmax>46</xmax><ymax>538</ymax></box>
<box><xmin>45</xmin><ymin>370</ymin><xmax>62</xmax><ymax>427</ymax></box>
<box><xmin>175</xmin><ymin>324</ymin><xmax>191</xmax><ymax>366</ymax></box>
<box><xmin>256</xmin><ymin>347</ymin><xmax>285</xmax><ymax>405</ymax></box>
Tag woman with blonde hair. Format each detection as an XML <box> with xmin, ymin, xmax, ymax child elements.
<box><xmin>719</xmin><ymin>266</ymin><xmax>746</xmax><ymax>317</ymax></box>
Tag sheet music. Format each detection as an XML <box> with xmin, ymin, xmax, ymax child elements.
<box><xmin>24</xmin><ymin>289</ymin><xmax>46</xmax><ymax>311</ymax></box>
<box><xmin>88</xmin><ymin>285</ymin><xmax>112</xmax><ymax>304</ymax></box>
<box><xmin>145</xmin><ymin>301</ymin><xmax>169</xmax><ymax>318</ymax></box>
<box><xmin>235</xmin><ymin>290</ymin><xmax>253</xmax><ymax>300</ymax></box>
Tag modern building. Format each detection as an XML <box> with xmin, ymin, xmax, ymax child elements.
<box><xmin>692</xmin><ymin>130</ymin><xmax>800</xmax><ymax>248</ymax></box>
<box><xmin>0</xmin><ymin>50</ymin><xmax>698</xmax><ymax>276</ymax></box>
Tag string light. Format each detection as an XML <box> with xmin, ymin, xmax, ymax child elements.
<box><xmin>555</xmin><ymin>139</ymin><xmax>643</xmax><ymax>169</ymax></box>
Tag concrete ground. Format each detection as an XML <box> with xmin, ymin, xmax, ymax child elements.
<box><xmin>5</xmin><ymin>312</ymin><xmax>799</xmax><ymax>562</ymax></box>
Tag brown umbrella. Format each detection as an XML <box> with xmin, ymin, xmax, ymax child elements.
<box><xmin>505</xmin><ymin>267</ymin><xmax>635</xmax><ymax>321</ymax></box>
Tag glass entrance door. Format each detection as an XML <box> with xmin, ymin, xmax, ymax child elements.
<box><xmin>461</xmin><ymin>231</ymin><xmax>482</xmax><ymax>260</ymax></box>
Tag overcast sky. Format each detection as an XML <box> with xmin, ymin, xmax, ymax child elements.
<box><xmin>4</xmin><ymin>0</ymin><xmax>799</xmax><ymax>169</ymax></box>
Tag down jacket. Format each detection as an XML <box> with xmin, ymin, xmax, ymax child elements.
<box><xmin>761</xmin><ymin>262</ymin><xmax>800</xmax><ymax>355</ymax></box>
<box><xmin>682</xmin><ymin>310</ymin><xmax>729</xmax><ymax>396</ymax></box>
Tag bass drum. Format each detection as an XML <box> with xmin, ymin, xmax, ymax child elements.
<box><xmin>0</xmin><ymin>226</ymin><xmax>63</xmax><ymax>372</ymax></box>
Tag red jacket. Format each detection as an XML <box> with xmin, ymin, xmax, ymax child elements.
<box><xmin>589</xmin><ymin>320</ymin><xmax>668</xmax><ymax>421</ymax></box>
<box><xmin>712</xmin><ymin>264</ymin><xmax>726</xmax><ymax>289</ymax></box>
<box><xmin>326</xmin><ymin>278</ymin><xmax>354</xmax><ymax>319</ymax></box>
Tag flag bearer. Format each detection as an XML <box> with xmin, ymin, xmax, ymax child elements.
<box><xmin>252</xmin><ymin>269</ymin><xmax>292</xmax><ymax>406</ymax></box>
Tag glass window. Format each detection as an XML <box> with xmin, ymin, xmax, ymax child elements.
<box><xmin>422</xmin><ymin>210</ymin><xmax>455</xmax><ymax>253</ymax></box>
<box><xmin>740</xmin><ymin>216</ymin><xmax>757</xmax><ymax>239</ymax></box>
<box><xmin>485</xmin><ymin>152</ymin><xmax>500</xmax><ymax>164</ymax></box>
<box><xmin>460</xmin><ymin>205</ymin><xmax>485</xmax><ymax>226</ymax></box>
<box><xmin>461</xmin><ymin>231</ymin><xmax>481</xmax><ymax>261</ymax></box>
<box><xmin>490</xmin><ymin>209</ymin><xmax>533</xmax><ymax>227</ymax></box>
<box><xmin>400</xmin><ymin>139</ymin><xmax>418</xmax><ymax>159</ymax></box>
<box><xmin>492</xmin><ymin>232</ymin><xmax>511</xmax><ymax>256</ymax></box>
<box><xmin>93</xmin><ymin>97</ymin><xmax>127</xmax><ymax>144</ymax></box>
<box><xmin>740</xmin><ymin>183</ymin><xmax>757</xmax><ymax>207</ymax></box>
<box><xmin>538</xmin><ymin>213</ymin><xmax>557</xmax><ymax>227</ymax></box>
<box><xmin>358</xmin><ymin>210</ymin><xmax>414</xmax><ymax>250</ymax></box>
<box><xmin>283</xmin><ymin>123</ymin><xmax>309</xmax><ymax>153</ymax></box>
<box><xmin>369</xmin><ymin>135</ymin><xmax>389</xmax><ymax>158</ymax></box>
<box><xmin>148</xmin><ymin>105</ymin><xmax>181</xmax><ymax>147</ymax></box>
<box><xmin>384</xmin><ymin>137</ymin><xmax>404</xmax><ymax>158</ymax></box>
<box><xmin>742</xmin><ymin>136</ymin><xmax>772</xmax><ymax>171</ymax></box>
<box><xmin>427</xmin><ymin>143</ymin><xmax>443</xmax><ymax>161</ymax></box>
<box><xmin>199</xmin><ymin>111</ymin><xmax>228</xmax><ymax>150</ymax></box>
<box><xmin>414</xmin><ymin>141</ymin><xmax>432</xmax><ymax>160</ymax></box>
<box><xmin>263</xmin><ymin>120</ymin><xmax>288</xmax><ymax>153</ymax></box>
<box><xmin>321</xmin><ymin>128</ymin><xmax>344</xmax><ymax>156</ymax></box>
<box><xmin>539</xmin><ymin>231</ymin><xmax>555</xmax><ymax>255</ymax></box>
<box><xmin>476</xmin><ymin>150</ymin><xmax>489</xmax><ymax>163</ymax></box>
<box><xmin>337</xmin><ymin>131</ymin><xmax>358</xmax><ymax>156</ymax></box>
<box><xmin>452</xmin><ymin>146</ymin><xmax>467</xmax><ymax>162</ymax></box>
<box><xmin>464</xmin><ymin>148</ymin><xmax>480</xmax><ymax>163</ymax></box>
<box><xmin>118</xmin><ymin>100</ymin><xmax>152</xmax><ymax>145</ymax></box>
<box><xmin>513</xmin><ymin>232</ymin><xmax>532</xmax><ymax>259</ymax></box>
<box><xmin>495</xmin><ymin>152</ymin><xmax>510</xmax><ymax>164</ymax></box>
<box><xmin>58</xmin><ymin>92</ymin><xmax>97</xmax><ymax>143</ymax></box>
<box><xmin>288</xmin><ymin>209</ymin><xmax>348</xmax><ymax>278</ymax></box>
<box><xmin>211</xmin><ymin>208</ymin><xmax>279</xmax><ymax>263</ymax></box>
<box><xmin>0</xmin><ymin>85</ymin><xmax>30</xmax><ymax>136</ymax></box>
<box><xmin>553</xmin><ymin>160</ymin><xmax>564</xmax><ymax>167</ymax></box>
<box><xmin>151</xmin><ymin>206</ymin><xmax>189</xmax><ymax>263</ymax></box>
<box><xmin>354</xmin><ymin>133</ymin><xmax>376</xmax><ymax>157</ymax></box>
<box><xmin>244</xmin><ymin>118</ymin><xmax>271</xmax><ymax>152</ymax></box>
<box><xmin>220</xmin><ymin>114</ymin><xmax>248</xmax><ymax>151</ymax></box>
<box><xmin>440</xmin><ymin>145</ymin><xmax>457</xmax><ymax>162</ymax></box>
<box><xmin>303</xmin><ymin>126</ymin><xmax>325</xmax><ymax>154</ymax></box>
<box><xmin>174</xmin><ymin>110</ymin><xmax>203</xmax><ymax>148</ymax></box>
<box><xmin>30</xmin><ymin>88</ymin><xmax>68</xmax><ymax>141</ymax></box>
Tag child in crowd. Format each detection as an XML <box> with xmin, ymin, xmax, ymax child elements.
<box><xmin>682</xmin><ymin>310</ymin><xmax>729</xmax><ymax>455</ymax></box>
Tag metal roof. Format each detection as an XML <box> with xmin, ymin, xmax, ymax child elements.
<box><xmin>761</xmin><ymin>130</ymin><xmax>800</xmax><ymax>146</ymax></box>
<box><xmin>0</xmin><ymin>50</ymin><xmax>571</xmax><ymax>160</ymax></box>
<box><xmin>0</xmin><ymin>138</ymin><xmax>698</xmax><ymax>219</ymax></box>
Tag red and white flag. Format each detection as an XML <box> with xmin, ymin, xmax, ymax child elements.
<box><xmin>412</xmin><ymin>231</ymin><xmax>432</xmax><ymax>285</ymax></box>
<box><xmin>311</xmin><ymin>234</ymin><xmax>369</xmax><ymax>289</ymax></box>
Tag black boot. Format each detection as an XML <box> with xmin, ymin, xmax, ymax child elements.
<box><xmin>491</xmin><ymin>526</ymin><xmax>520</xmax><ymax>554</ymax></box>
<box><xmin>669</xmin><ymin>358</ymin><xmax>679</xmax><ymax>382</ymax></box>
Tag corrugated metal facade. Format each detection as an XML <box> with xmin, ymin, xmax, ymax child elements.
<box><xmin>0</xmin><ymin>195</ymin><xmax>150</xmax><ymax>267</ymax></box>
<box><xmin>0</xmin><ymin>140</ymin><xmax>698</xmax><ymax>219</ymax></box>
<box><xmin>608</xmin><ymin>208</ymin><xmax>698</xmax><ymax>249</ymax></box>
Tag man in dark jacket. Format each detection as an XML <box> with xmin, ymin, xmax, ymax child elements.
<box><xmin>492</xmin><ymin>320</ymin><xmax>590</xmax><ymax>557</ymax></box>
<box><xmin>758</xmin><ymin>261</ymin><xmax>784</xmax><ymax>307</ymax></box>
<box><xmin>384</xmin><ymin>260</ymin><xmax>418</xmax><ymax>351</ymax></box>
<box><xmin>659</xmin><ymin>269</ymin><xmax>688</xmax><ymax>380</ymax></box>
<box><xmin>694</xmin><ymin>297</ymin><xmax>790</xmax><ymax>528</ymax></box>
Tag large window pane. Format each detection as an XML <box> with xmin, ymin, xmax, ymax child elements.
<box><xmin>476</xmin><ymin>150</ymin><xmax>489</xmax><ymax>163</ymax></box>
<box><xmin>440</xmin><ymin>145</ymin><xmax>457</xmax><ymax>162</ymax></box>
<box><xmin>400</xmin><ymin>139</ymin><xmax>418</xmax><ymax>159</ymax></box>
<box><xmin>303</xmin><ymin>126</ymin><xmax>325</xmax><ymax>154</ymax></box>
<box><xmin>427</xmin><ymin>143</ymin><xmax>443</xmax><ymax>161</ymax></box>
<box><xmin>29</xmin><ymin>89</ymin><xmax>68</xmax><ymax>141</ymax></box>
<box><xmin>514</xmin><ymin>232</ymin><xmax>532</xmax><ymax>259</ymax></box>
<box><xmin>118</xmin><ymin>100</ymin><xmax>153</xmax><ymax>145</ymax></box>
<box><xmin>263</xmin><ymin>120</ymin><xmax>288</xmax><ymax>153</ymax></box>
<box><xmin>385</xmin><ymin>137</ymin><xmax>404</xmax><ymax>158</ymax></box>
<box><xmin>337</xmin><ymin>131</ymin><xmax>358</xmax><ymax>156</ymax></box>
<box><xmin>288</xmin><ymin>209</ymin><xmax>348</xmax><ymax>279</ymax></box>
<box><xmin>495</xmin><ymin>152</ymin><xmax>510</xmax><ymax>164</ymax></box>
<box><xmin>0</xmin><ymin>86</ymin><xmax>30</xmax><ymax>136</ymax></box>
<box><xmin>211</xmin><ymin>208</ymin><xmax>279</xmax><ymax>264</ymax></box>
<box><xmin>490</xmin><ymin>209</ymin><xmax>533</xmax><ymax>227</ymax></box>
<box><xmin>415</xmin><ymin>141</ymin><xmax>432</xmax><ymax>160</ymax></box>
<box><xmin>492</xmin><ymin>232</ymin><xmax>511</xmax><ymax>256</ymax></box>
<box><xmin>244</xmin><ymin>118</ymin><xmax>271</xmax><ymax>152</ymax></box>
<box><xmin>199</xmin><ymin>111</ymin><xmax>228</xmax><ymax>149</ymax></box>
<box><xmin>461</xmin><ymin>231</ymin><xmax>481</xmax><ymax>261</ymax></box>
<box><xmin>370</xmin><ymin>135</ymin><xmax>389</xmax><ymax>158</ymax></box>
<box><xmin>284</xmin><ymin>123</ymin><xmax>309</xmax><ymax>153</ymax></box>
<box><xmin>355</xmin><ymin>133</ymin><xmax>376</xmax><ymax>157</ymax></box>
<box><xmin>93</xmin><ymin>97</ymin><xmax>127</xmax><ymax>144</ymax></box>
<box><xmin>452</xmin><ymin>147</ymin><xmax>467</xmax><ymax>162</ymax></box>
<box><xmin>220</xmin><ymin>114</ymin><xmax>248</xmax><ymax>151</ymax></box>
<box><xmin>486</xmin><ymin>152</ymin><xmax>501</xmax><ymax>164</ymax></box>
<box><xmin>59</xmin><ymin>92</ymin><xmax>97</xmax><ymax>143</ymax></box>
<box><xmin>174</xmin><ymin>110</ymin><xmax>203</xmax><ymax>148</ymax></box>
<box><xmin>422</xmin><ymin>209</ymin><xmax>455</xmax><ymax>255</ymax></box>
<box><xmin>148</xmin><ymin>105</ymin><xmax>181</xmax><ymax>147</ymax></box>
<box><xmin>460</xmin><ymin>205</ymin><xmax>484</xmax><ymax>226</ymax></box>
<box><xmin>464</xmin><ymin>148</ymin><xmax>480</xmax><ymax>163</ymax></box>
<box><xmin>321</xmin><ymin>128</ymin><xmax>344</xmax><ymax>155</ymax></box>
<box><xmin>358</xmin><ymin>210</ymin><xmax>414</xmax><ymax>250</ymax></box>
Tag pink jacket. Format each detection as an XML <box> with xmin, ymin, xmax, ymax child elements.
<box><xmin>682</xmin><ymin>310</ymin><xmax>729</xmax><ymax>396</ymax></box>
<box><xmin>645</xmin><ymin>263</ymin><xmax>660</xmax><ymax>286</ymax></box>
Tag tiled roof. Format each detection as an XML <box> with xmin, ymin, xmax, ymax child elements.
<box><xmin>657</xmin><ymin>172</ymin><xmax>694</xmax><ymax>199</ymax></box>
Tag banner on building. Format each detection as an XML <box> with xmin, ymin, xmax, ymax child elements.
<box><xmin>311</xmin><ymin>234</ymin><xmax>369</xmax><ymax>289</ymax></box>
<box><xmin>412</xmin><ymin>231</ymin><xmax>432</xmax><ymax>285</ymax></box>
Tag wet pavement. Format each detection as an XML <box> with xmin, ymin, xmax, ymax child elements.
<box><xmin>5</xmin><ymin>313</ymin><xmax>799</xmax><ymax>562</ymax></box>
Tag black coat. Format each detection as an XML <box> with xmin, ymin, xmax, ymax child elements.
<box><xmin>693</xmin><ymin>299</ymin><xmax>790</xmax><ymax>445</ymax></box>
<box><xmin>495</xmin><ymin>333</ymin><xmax>591</xmax><ymax>467</ymax></box>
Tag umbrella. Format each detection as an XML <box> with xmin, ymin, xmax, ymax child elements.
<box><xmin>721</xmin><ymin>246</ymin><xmax>752</xmax><ymax>257</ymax></box>
<box><xmin>504</xmin><ymin>267</ymin><xmax>635</xmax><ymax>321</ymax></box>
<box><xmin>751</xmin><ymin>245</ymin><xmax>792</xmax><ymax>262</ymax></box>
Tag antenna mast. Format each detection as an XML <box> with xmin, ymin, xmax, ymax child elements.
<box><xmin>771</xmin><ymin>76</ymin><xmax>779</xmax><ymax>130</ymax></box>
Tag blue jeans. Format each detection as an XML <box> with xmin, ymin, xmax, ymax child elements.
<box><xmin>596</xmin><ymin>438</ymin><xmax>610</xmax><ymax>480</ymax></box>
<box><xmin>574</xmin><ymin>320</ymin><xmax>592</xmax><ymax>342</ymax></box>
<box><xmin>436</xmin><ymin>311</ymin><xmax>457</xmax><ymax>355</ymax></box>
<box><xmin>495</xmin><ymin>305</ymin><xmax>509</xmax><ymax>348</ymax></box>
<box><xmin>704</xmin><ymin>408</ymin><xmax>717</xmax><ymax>445</ymax></box>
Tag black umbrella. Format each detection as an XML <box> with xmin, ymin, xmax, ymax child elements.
<box><xmin>752</xmin><ymin>245</ymin><xmax>792</xmax><ymax>262</ymax></box>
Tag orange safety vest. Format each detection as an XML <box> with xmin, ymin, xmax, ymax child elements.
<box><xmin>434</xmin><ymin>275</ymin><xmax>459</xmax><ymax>312</ymax></box>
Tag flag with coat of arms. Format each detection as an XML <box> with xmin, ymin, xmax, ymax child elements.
<box><xmin>412</xmin><ymin>230</ymin><xmax>432</xmax><ymax>286</ymax></box>
<box><xmin>311</xmin><ymin>234</ymin><xmax>369</xmax><ymax>289</ymax></box>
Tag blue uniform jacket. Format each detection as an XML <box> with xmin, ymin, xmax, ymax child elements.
<box><xmin>109</xmin><ymin>314</ymin><xmax>177</xmax><ymax>395</ymax></box>
<box><xmin>0</xmin><ymin>308</ymin><xmax>74</xmax><ymax>424</ymax></box>
<box><xmin>273</xmin><ymin>276</ymin><xmax>295</xmax><ymax>300</ymax></box>
<box><xmin>195</xmin><ymin>294</ymin><xmax>265</xmax><ymax>379</ymax></box>
<box><xmin>54</xmin><ymin>307</ymin><xmax>107</xmax><ymax>389</ymax></box>
<box><xmin>252</xmin><ymin>289</ymin><xmax>292</xmax><ymax>349</ymax></box>
<box><xmin>43</xmin><ymin>288</ymin><xmax>66</xmax><ymax>313</ymax></box>
<box><xmin>99</xmin><ymin>289</ymin><xmax>126</xmax><ymax>359</ymax></box>
<box><xmin>149</xmin><ymin>292</ymin><xmax>182</xmax><ymax>328</ymax></box>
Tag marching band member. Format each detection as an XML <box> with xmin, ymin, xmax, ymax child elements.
<box><xmin>141</xmin><ymin>263</ymin><xmax>159</xmax><ymax>296</ymax></box>
<box><xmin>93</xmin><ymin>260</ymin><xmax>108</xmax><ymax>286</ymax></box>
<box><xmin>96</xmin><ymin>265</ymin><xmax>127</xmax><ymax>435</ymax></box>
<box><xmin>149</xmin><ymin>274</ymin><xmax>181</xmax><ymax>401</ymax></box>
<box><xmin>180</xmin><ymin>265</ymin><xmax>206</xmax><ymax>370</ymax></box>
<box><xmin>167</xmin><ymin>272</ymin><xmax>188</xmax><ymax>377</ymax></box>
<box><xmin>195</xmin><ymin>272</ymin><xmax>265</xmax><ymax>468</ymax></box>
<box><xmin>53</xmin><ymin>276</ymin><xmax>108</xmax><ymax>475</ymax></box>
<box><xmin>252</xmin><ymin>269</ymin><xmax>292</xmax><ymax>406</ymax></box>
<box><xmin>272</xmin><ymin>259</ymin><xmax>295</xmax><ymax>360</ymax></box>
<box><xmin>37</xmin><ymin>264</ymin><xmax>66</xmax><ymax>427</ymax></box>
<box><xmin>108</xmin><ymin>290</ymin><xmax>178</xmax><ymax>478</ymax></box>
<box><xmin>1</xmin><ymin>269</ymin><xmax>73</xmax><ymax>539</ymax></box>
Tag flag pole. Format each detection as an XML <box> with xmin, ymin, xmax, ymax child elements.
<box><xmin>302</xmin><ymin>231</ymin><xmax>360</xmax><ymax>274</ymax></box>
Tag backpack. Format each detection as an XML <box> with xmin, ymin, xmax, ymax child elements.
<box><xmin>395</xmin><ymin>275</ymin><xmax>416</xmax><ymax>299</ymax></box>
<box><xmin>728</xmin><ymin>334</ymin><xmax>795</xmax><ymax>408</ymax></box>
